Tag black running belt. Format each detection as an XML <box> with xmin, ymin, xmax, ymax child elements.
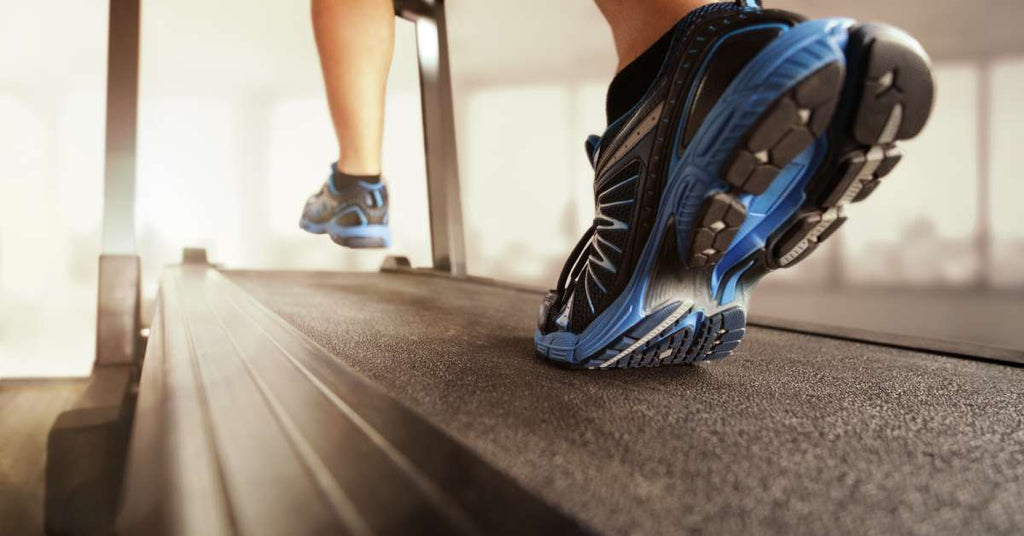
<box><xmin>230</xmin><ymin>269</ymin><xmax>1024</xmax><ymax>536</ymax></box>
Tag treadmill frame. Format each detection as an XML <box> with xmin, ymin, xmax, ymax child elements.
<box><xmin>45</xmin><ymin>1</ymin><xmax>468</xmax><ymax>533</ymax></box>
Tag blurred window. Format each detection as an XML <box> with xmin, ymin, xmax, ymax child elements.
<box><xmin>134</xmin><ymin>3</ymin><xmax>431</xmax><ymax>303</ymax></box>
<box><xmin>0</xmin><ymin>3</ymin><xmax>107</xmax><ymax>378</ymax></box>
<box><xmin>991</xmin><ymin>57</ymin><xmax>1024</xmax><ymax>288</ymax></box>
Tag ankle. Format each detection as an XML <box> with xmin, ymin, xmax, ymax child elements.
<box><xmin>605</xmin><ymin>26</ymin><xmax>675</xmax><ymax>123</ymax></box>
<box><xmin>608</xmin><ymin>1</ymin><xmax>715</xmax><ymax>70</ymax></box>
<box><xmin>330</xmin><ymin>163</ymin><xmax>381</xmax><ymax>191</ymax></box>
<box><xmin>335</xmin><ymin>155</ymin><xmax>381</xmax><ymax>177</ymax></box>
<box><xmin>603</xmin><ymin>1</ymin><xmax>741</xmax><ymax>123</ymax></box>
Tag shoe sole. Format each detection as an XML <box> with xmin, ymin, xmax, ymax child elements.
<box><xmin>329</xmin><ymin>223</ymin><xmax>392</xmax><ymax>249</ymax></box>
<box><xmin>300</xmin><ymin>219</ymin><xmax>393</xmax><ymax>249</ymax></box>
<box><xmin>536</xmin><ymin>18</ymin><xmax>934</xmax><ymax>369</ymax></box>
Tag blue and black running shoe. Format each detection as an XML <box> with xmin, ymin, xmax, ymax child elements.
<box><xmin>299</xmin><ymin>164</ymin><xmax>391</xmax><ymax>248</ymax></box>
<box><xmin>536</xmin><ymin>1</ymin><xmax>934</xmax><ymax>368</ymax></box>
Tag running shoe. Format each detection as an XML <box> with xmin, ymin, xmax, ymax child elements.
<box><xmin>299</xmin><ymin>164</ymin><xmax>392</xmax><ymax>248</ymax></box>
<box><xmin>536</xmin><ymin>1</ymin><xmax>934</xmax><ymax>368</ymax></box>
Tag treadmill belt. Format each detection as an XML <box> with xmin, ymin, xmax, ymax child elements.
<box><xmin>228</xmin><ymin>270</ymin><xmax>1024</xmax><ymax>535</ymax></box>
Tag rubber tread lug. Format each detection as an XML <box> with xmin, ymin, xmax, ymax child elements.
<box><xmin>722</xmin><ymin>61</ymin><xmax>845</xmax><ymax>195</ymax></box>
<box><xmin>688</xmin><ymin>193</ymin><xmax>747</xmax><ymax>268</ymax></box>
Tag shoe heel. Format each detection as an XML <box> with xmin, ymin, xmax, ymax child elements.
<box><xmin>598</xmin><ymin>305</ymin><xmax>749</xmax><ymax>369</ymax></box>
<box><xmin>332</xmin><ymin>235</ymin><xmax>392</xmax><ymax>249</ymax></box>
<box><xmin>848</xmin><ymin>23</ymin><xmax>934</xmax><ymax>147</ymax></box>
<box><xmin>680</xmin><ymin>60</ymin><xmax>846</xmax><ymax>270</ymax></box>
<box><xmin>766</xmin><ymin>23</ymin><xmax>935</xmax><ymax>268</ymax></box>
<box><xmin>676</xmin><ymin>20</ymin><xmax>851</xmax><ymax>271</ymax></box>
<box><xmin>833</xmin><ymin>23</ymin><xmax>935</xmax><ymax>203</ymax></box>
<box><xmin>327</xmin><ymin>224</ymin><xmax>392</xmax><ymax>249</ymax></box>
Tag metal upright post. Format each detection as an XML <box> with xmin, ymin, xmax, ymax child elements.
<box><xmin>45</xmin><ymin>6</ymin><xmax>143</xmax><ymax>531</ymax></box>
<box><xmin>396</xmin><ymin>0</ymin><xmax>467</xmax><ymax>276</ymax></box>
<box><xmin>96</xmin><ymin>0</ymin><xmax>142</xmax><ymax>366</ymax></box>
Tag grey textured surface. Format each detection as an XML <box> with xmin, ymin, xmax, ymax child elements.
<box><xmin>229</xmin><ymin>270</ymin><xmax>1024</xmax><ymax>536</ymax></box>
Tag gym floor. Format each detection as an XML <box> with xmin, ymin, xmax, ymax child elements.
<box><xmin>0</xmin><ymin>380</ymin><xmax>86</xmax><ymax>536</ymax></box>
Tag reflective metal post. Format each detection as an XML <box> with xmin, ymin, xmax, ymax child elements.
<box><xmin>396</xmin><ymin>0</ymin><xmax>467</xmax><ymax>276</ymax></box>
<box><xmin>96</xmin><ymin>0</ymin><xmax>142</xmax><ymax>366</ymax></box>
<box><xmin>102</xmin><ymin>0</ymin><xmax>140</xmax><ymax>256</ymax></box>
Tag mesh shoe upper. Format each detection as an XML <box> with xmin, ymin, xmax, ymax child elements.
<box><xmin>301</xmin><ymin>177</ymin><xmax>389</xmax><ymax>229</ymax></box>
<box><xmin>541</xmin><ymin>2</ymin><xmax>804</xmax><ymax>336</ymax></box>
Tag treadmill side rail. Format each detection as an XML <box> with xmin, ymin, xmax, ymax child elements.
<box><xmin>115</xmin><ymin>266</ymin><xmax>589</xmax><ymax>535</ymax></box>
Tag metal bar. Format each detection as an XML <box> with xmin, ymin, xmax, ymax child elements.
<box><xmin>411</xmin><ymin>0</ymin><xmax>467</xmax><ymax>276</ymax></box>
<box><xmin>95</xmin><ymin>0</ymin><xmax>143</xmax><ymax>367</ymax></box>
<box><xmin>101</xmin><ymin>0</ymin><xmax>140</xmax><ymax>255</ymax></box>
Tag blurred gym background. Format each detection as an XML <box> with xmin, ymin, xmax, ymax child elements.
<box><xmin>1</xmin><ymin>0</ymin><xmax>1022</xmax><ymax>377</ymax></box>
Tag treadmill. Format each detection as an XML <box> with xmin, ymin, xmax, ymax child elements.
<box><xmin>41</xmin><ymin>1</ymin><xmax>1024</xmax><ymax>535</ymax></box>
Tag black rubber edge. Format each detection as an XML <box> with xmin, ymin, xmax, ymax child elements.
<box><xmin>750</xmin><ymin>314</ymin><xmax>1024</xmax><ymax>368</ymax></box>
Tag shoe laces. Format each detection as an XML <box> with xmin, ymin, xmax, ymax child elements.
<box><xmin>552</xmin><ymin>133</ymin><xmax>612</xmax><ymax>308</ymax></box>
<box><xmin>554</xmin><ymin>221</ymin><xmax>597</xmax><ymax>301</ymax></box>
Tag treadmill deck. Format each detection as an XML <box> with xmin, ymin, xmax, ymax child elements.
<box><xmin>229</xmin><ymin>269</ymin><xmax>1024</xmax><ymax>535</ymax></box>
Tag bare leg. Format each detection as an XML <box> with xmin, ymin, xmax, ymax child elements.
<box><xmin>593</xmin><ymin>0</ymin><xmax>714</xmax><ymax>71</ymax></box>
<box><xmin>312</xmin><ymin>0</ymin><xmax>395</xmax><ymax>176</ymax></box>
